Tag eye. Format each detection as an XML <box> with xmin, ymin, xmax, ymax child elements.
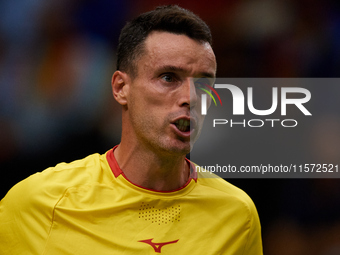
<box><xmin>161</xmin><ymin>73</ymin><xmax>175</xmax><ymax>83</ymax></box>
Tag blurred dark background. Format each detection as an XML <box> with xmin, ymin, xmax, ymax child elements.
<box><xmin>1</xmin><ymin>0</ymin><xmax>340</xmax><ymax>254</ymax></box>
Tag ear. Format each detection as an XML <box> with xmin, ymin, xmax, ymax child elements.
<box><xmin>111</xmin><ymin>71</ymin><xmax>130</xmax><ymax>106</ymax></box>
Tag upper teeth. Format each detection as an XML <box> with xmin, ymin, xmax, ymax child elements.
<box><xmin>175</xmin><ymin>119</ymin><xmax>191</xmax><ymax>132</ymax></box>
<box><xmin>176</xmin><ymin>119</ymin><xmax>190</xmax><ymax>127</ymax></box>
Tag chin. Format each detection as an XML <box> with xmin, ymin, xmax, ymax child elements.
<box><xmin>172</xmin><ymin>143</ymin><xmax>192</xmax><ymax>156</ymax></box>
<box><xmin>159</xmin><ymin>142</ymin><xmax>191</xmax><ymax>157</ymax></box>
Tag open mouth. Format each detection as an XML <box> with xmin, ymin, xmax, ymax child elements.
<box><xmin>174</xmin><ymin>119</ymin><xmax>191</xmax><ymax>132</ymax></box>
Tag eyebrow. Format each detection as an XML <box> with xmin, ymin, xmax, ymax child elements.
<box><xmin>157</xmin><ymin>65</ymin><xmax>215</xmax><ymax>78</ymax></box>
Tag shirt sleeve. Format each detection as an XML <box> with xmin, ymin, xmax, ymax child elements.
<box><xmin>243</xmin><ymin>199</ymin><xmax>263</xmax><ymax>255</ymax></box>
<box><xmin>0</xmin><ymin>170</ymin><xmax>59</xmax><ymax>254</ymax></box>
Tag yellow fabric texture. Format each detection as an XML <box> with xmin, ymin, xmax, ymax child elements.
<box><xmin>0</xmin><ymin>150</ymin><xmax>262</xmax><ymax>254</ymax></box>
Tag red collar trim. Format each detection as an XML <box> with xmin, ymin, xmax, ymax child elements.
<box><xmin>106</xmin><ymin>145</ymin><xmax>123</xmax><ymax>178</ymax></box>
<box><xmin>106</xmin><ymin>145</ymin><xmax>197</xmax><ymax>193</ymax></box>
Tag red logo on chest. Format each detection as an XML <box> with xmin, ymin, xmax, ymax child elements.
<box><xmin>138</xmin><ymin>238</ymin><xmax>179</xmax><ymax>253</ymax></box>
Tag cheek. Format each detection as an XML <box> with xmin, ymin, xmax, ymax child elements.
<box><xmin>133</xmin><ymin>94</ymin><xmax>168</xmax><ymax>114</ymax></box>
<box><xmin>133</xmin><ymin>81</ymin><xmax>170</xmax><ymax>106</ymax></box>
<box><xmin>129</xmin><ymin>91</ymin><xmax>168</xmax><ymax>125</ymax></box>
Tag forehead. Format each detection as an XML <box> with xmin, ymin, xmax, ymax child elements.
<box><xmin>140</xmin><ymin>31</ymin><xmax>216</xmax><ymax>77</ymax></box>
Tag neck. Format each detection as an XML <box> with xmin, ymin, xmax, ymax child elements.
<box><xmin>114</xmin><ymin>142</ymin><xmax>190</xmax><ymax>191</ymax></box>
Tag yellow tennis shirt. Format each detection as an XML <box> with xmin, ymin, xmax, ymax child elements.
<box><xmin>0</xmin><ymin>147</ymin><xmax>262</xmax><ymax>254</ymax></box>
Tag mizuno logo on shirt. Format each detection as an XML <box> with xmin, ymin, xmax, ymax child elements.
<box><xmin>138</xmin><ymin>238</ymin><xmax>179</xmax><ymax>253</ymax></box>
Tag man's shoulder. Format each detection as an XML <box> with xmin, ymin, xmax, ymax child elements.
<box><xmin>195</xmin><ymin>167</ymin><xmax>256</xmax><ymax>211</ymax></box>
<box><xmin>2</xmin><ymin>152</ymin><xmax>111</xmax><ymax>204</ymax></box>
<box><xmin>193</xmin><ymin>169</ymin><xmax>262</xmax><ymax>254</ymax></box>
<box><xmin>0</xmin><ymin>151</ymin><xmax>113</xmax><ymax>253</ymax></box>
<box><xmin>36</xmin><ymin>152</ymin><xmax>108</xmax><ymax>184</ymax></box>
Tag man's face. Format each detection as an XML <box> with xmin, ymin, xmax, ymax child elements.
<box><xmin>125</xmin><ymin>31</ymin><xmax>216</xmax><ymax>156</ymax></box>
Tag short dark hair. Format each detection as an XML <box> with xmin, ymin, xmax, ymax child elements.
<box><xmin>116</xmin><ymin>5</ymin><xmax>212</xmax><ymax>77</ymax></box>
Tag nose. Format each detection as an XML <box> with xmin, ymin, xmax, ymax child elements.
<box><xmin>178</xmin><ymin>78</ymin><xmax>198</xmax><ymax>109</ymax></box>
